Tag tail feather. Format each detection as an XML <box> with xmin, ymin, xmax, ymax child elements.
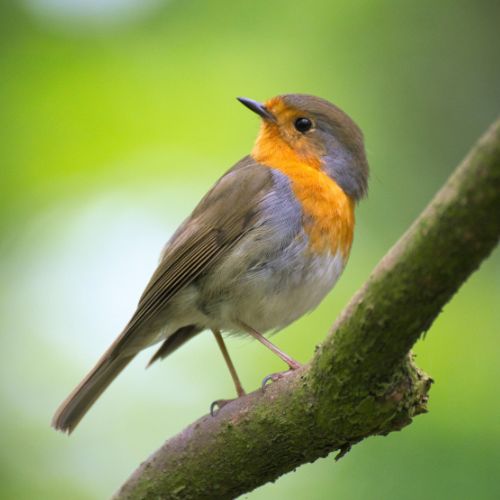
<box><xmin>52</xmin><ymin>353</ymin><xmax>134</xmax><ymax>434</ymax></box>
<box><xmin>147</xmin><ymin>324</ymin><xmax>201</xmax><ymax>367</ymax></box>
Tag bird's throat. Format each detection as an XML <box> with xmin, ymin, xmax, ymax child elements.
<box><xmin>251</xmin><ymin>127</ymin><xmax>355</xmax><ymax>258</ymax></box>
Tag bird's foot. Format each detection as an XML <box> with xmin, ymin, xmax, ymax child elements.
<box><xmin>210</xmin><ymin>398</ymin><xmax>236</xmax><ymax>417</ymax></box>
<box><xmin>261</xmin><ymin>367</ymin><xmax>300</xmax><ymax>391</ymax></box>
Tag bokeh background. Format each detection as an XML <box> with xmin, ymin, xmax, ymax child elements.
<box><xmin>1</xmin><ymin>1</ymin><xmax>499</xmax><ymax>498</ymax></box>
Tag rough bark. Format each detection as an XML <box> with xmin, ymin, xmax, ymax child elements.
<box><xmin>115</xmin><ymin>118</ymin><xmax>500</xmax><ymax>500</ymax></box>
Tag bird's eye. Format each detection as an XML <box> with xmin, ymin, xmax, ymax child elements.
<box><xmin>294</xmin><ymin>117</ymin><xmax>313</xmax><ymax>133</ymax></box>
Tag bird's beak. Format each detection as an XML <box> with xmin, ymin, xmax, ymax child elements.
<box><xmin>237</xmin><ymin>97</ymin><xmax>276</xmax><ymax>123</ymax></box>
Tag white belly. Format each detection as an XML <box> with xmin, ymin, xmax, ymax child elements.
<box><xmin>202</xmin><ymin>244</ymin><xmax>347</xmax><ymax>334</ymax></box>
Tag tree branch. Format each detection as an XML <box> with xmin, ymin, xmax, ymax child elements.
<box><xmin>115</xmin><ymin>118</ymin><xmax>500</xmax><ymax>500</ymax></box>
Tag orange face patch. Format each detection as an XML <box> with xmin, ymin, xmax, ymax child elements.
<box><xmin>251</xmin><ymin>98</ymin><xmax>354</xmax><ymax>258</ymax></box>
<box><xmin>253</xmin><ymin>97</ymin><xmax>323</xmax><ymax>168</ymax></box>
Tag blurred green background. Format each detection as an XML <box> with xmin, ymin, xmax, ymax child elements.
<box><xmin>1</xmin><ymin>1</ymin><xmax>499</xmax><ymax>498</ymax></box>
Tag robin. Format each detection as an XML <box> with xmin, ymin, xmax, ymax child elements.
<box><xmin>52</xmin><ymin>94</ymin><xmax>369</xmax><ymax>433</ymax></box>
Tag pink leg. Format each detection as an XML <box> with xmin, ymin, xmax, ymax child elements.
<box><xmin>237</xmin><ymin>320</ymin><xmax>301</xmax><ymax>370</ymax></box>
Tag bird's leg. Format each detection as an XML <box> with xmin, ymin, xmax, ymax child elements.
<box><xmin>210</xmin><ymin>330</ymin><xmax>244</xmax><ymax>414</ymax></box>
<box><xmin>238</xmin><ymin>320</ymin><xmax>301</xmax><ymax>369</ymax></box>
<box><xmin>211</xmin><ymin>330</ymin><xmax>245</xmax><ymax>413</ymax></box>
<box><xmin>237</xmin><ymin>320</ymin><xmax>302</xmax><ymax>389</ymax></box>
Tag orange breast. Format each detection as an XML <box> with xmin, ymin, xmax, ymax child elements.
<box><xmin>252</xmin><ymin>124</ymin><xmax>355</xmax><ymax>258</ymax></box>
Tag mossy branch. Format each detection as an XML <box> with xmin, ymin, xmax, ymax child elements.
<box><xmin>115</xmin><ymin>118</ymin><xmax>500</xmax><ymax>500</ymax></box>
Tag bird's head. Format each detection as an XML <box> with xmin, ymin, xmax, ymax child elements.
<box><xmin>239</xmin><ymin>94</ymin><xmax>369</xmax><ymax>201</ymax></box>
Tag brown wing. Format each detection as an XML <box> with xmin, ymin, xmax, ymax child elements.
<box><xmin>52</xmin><ymin>156</ymin><xmax>273</xmax><ymax>433</ymax></box>
<box><xmin>109</xmin><ymin>155</ymin><xmax>273</xmax><ymax>358</ymax></box>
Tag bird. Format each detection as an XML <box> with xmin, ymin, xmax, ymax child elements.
<box><xmin>52</xmin><ymin>93</ymin><xmax>369</xmax><ymax>433</ymax></box>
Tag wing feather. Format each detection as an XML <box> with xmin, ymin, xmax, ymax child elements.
<box><xmin>107</xmin><ymin>156</ymin><xmax>272</xmax><ymax>358</ymax></box>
